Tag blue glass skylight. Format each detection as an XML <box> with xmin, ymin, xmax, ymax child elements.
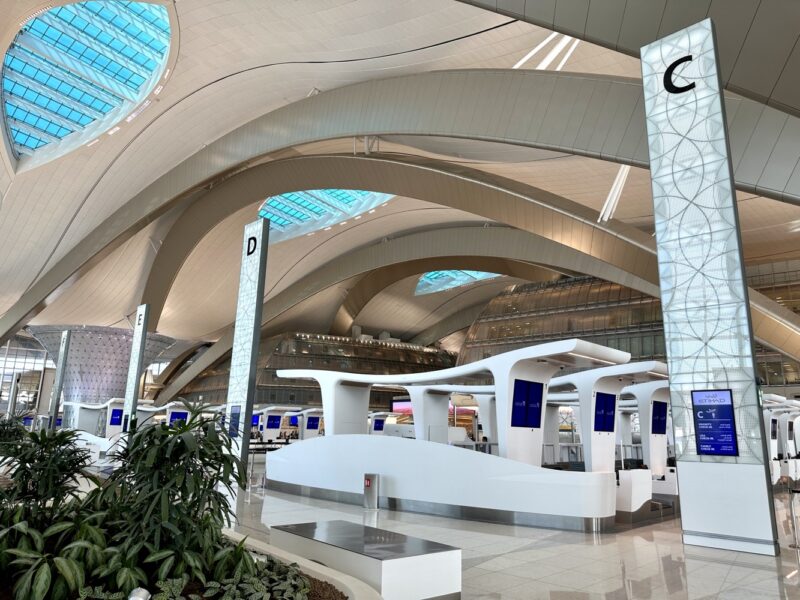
<box><xmin>2</xmin><ymin>1</ymin><xmax>170</xmax><ymax>158</ymax></box>
<box><xmin>415</xmin><ymin>270</ymin><xmax>501</xmax><ymax>295</ymax></box>
<box><xmin>258</xmin><ymin>189</ymin><xmax>393</xmax><ymax>243</ymax></box>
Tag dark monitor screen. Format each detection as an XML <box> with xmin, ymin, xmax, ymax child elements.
<box><xmin>593</xmin><ymin>392</ymin><xmax>616</xmax><ymax>433</ymax></box>
<box><xmin>266</xmin><ymin>414</ymin><xmax>282</xmax><ymax>429</ymax></box>
<box><xmin>306</xmin><ymin>416</ymin><xmax>320</xmax><ymax>430</ymax></box>
<box><xmin>373</xmin><ymin>418</ymin><xmax>385</xmax><ymax>432</ymax></box>
<box><xmin>169</xmin><ymin>411</ymin><xmax>189</xmax><ymax>425</ymax></box>
<box><xmin>109</xmin><ymin>408</ymin><xmax>124</xmax><ymax>426</ymax></box>
<box><xmin>690</xmin><ymin>389</ymin><xmax>738</xmax><ymax>457</ymax></box>
<box><xmin>771</xmin><ymin>419</ymin><xmax>778</xmax><ymax>440</ymax></box>
<box><xmin>56</xmin><ymin>418</ymin><xmax>62</xmax><ymax>426</ymax></box>
<box><xmin>510</xmin><ymin>379</ymin><xmax>544</xmax><ymax>428</ymax></box>
<box><xmin>790</xmin><ymin>421</ymin><xmax>795</xmax><ymax>441</ymax></box>
<box><xmin>651</xmin><ymin>401</ymin><xmax>668</xmax><ymax>435</ymax></box>
<box><xmin>289</xmin><ymin>415</ymin><xmax>299</xmax><ymax>427</ymax></box>
<box><xmin>22</xmin><ymin>417</ymin><xmax>33</xmax><ymax>426</ymax></box>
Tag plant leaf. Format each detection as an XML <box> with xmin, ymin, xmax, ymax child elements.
<box><xmin>32</xmin><ymin>562</ymin><xmax>52</xmax><ymax>600</ymax></box>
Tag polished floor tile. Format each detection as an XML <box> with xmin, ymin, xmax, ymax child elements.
<box><xmin>234</xmin><ymin>485</ymin><xmax>800</xmax><ymax>599</ymax></box>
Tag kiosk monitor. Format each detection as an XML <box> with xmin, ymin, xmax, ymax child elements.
<box><xmin>593</xmin><ymin>392</ymin><xmax>616</xmax><ymax>432</ymax></box>
<box><xmin>373</xmin><ymin>418</ymin><xmax>385</xmax><ymax>432</ymax></box>
<box><xmin>790</xmin><ymin>421</ymin><xmax>795</xmax><ymax>441</ymax></box>
<box><xmin>169</xmin><ymin>411</ymin><xmax>189</xmax><ymax>425</ymax></box>
<box><xmin>306</xmin><ymin>416</ymin><xmax>320</xmax><ymax>430</ymax></box>
<box><xmin>251</xmin><ymin>414</ymin><xmax>260</xmax><ymax>427</ymax></box>
<box><xmin>510</xmin><ymin>379</ymin><xmax>544</xmax><ymax>428</ymax></box>
<box><xmin>266</xmin><ymin>415</ymin><xmax>282</xmax><ymax>429</ymax></box>
<box><xmin>22</xmin><ymin>417</ymin><xmax>33</xmax><ymax>426</ymax></box>
<box><xmin>651</xmin><ymin>401</ymin><xmax>668</xmax><ymax>435</ymax></box>
<box><xmin>289</xmin><ymin>415</ymin><xmax>299</xmax><ymax>427</ymax></box>
<box><xmin>109</xmin><ymin>408</ymin><xmax>124</xmax><ymax>426</ymax></box>
<box><xmin>690</xmin><ymin>389</ymin><xmax>738</xmax><ymax>457</ymax></box>
<box><xmin>771</xmin><ymin>419</ymin><xmax>778</xmax><ymax>440</ymax></box>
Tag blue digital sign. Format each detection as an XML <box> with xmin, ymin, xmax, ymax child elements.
<box><xmin>510</xmin><ymin>379</ymin><xmax>544</xmax><ymax>428</ymax></box>
<box><xmin>228</xmin><ymin>406</ymin><xmax>241</xmax><ymax>438</ymax></box>
<box><xmin>651</xmin><ymin>401</ymin><xmax>668</xmax><ymax>435</ymax></box>
<box><xmin>251</xmin><ymin>414</ymin><xmax>260</xmax><ymax>427</ymax></box>
<box><xmin>306</xmin><ymin>416</ymin><xmax>320</xmax><ymax>430</ymax></box>
<box><xmin>593</xmin><ymin>392</ymin><xmax>616</xmax><ymax>433</ymax></box>
<box><xmin>289</xmin><ymin>415</ymin><xmax>299</xmax><ymax>427</ymax></box>
<box><xmin>691</xmin><ymin>389</ymin><xmax>738</xmax><ymax>457</ymax></box>
<box><xmin>373</xmin><ymin>418</ymin><xmax>385</xmax><ymax>432</ymax></box>
<box><xmin>109</xmin><ymin>408</ymin><xmax>124</xmax><ymax>426</ymax></box>
<box><xmin>169</xmin><ymin>411</ymin><xmax>189</xmax><ymax>425</ymax></box>
<box><xmin>266</xmin><ymin>414</ymin><xmax>282</xmax><ymax>429</ymax></box>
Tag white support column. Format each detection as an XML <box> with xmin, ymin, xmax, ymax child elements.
<box><xmin>7</xmin><ymin>373</ymin><xmax>20</xmax><ymax>417</ymax></box>
<box><xmin>474</xmin><ymin>394</ymin><xmax>497</xmax><ymax>443</ymax></box>
<box><xmin>407</xmin><ymin>387</ymin><xmax>450</xmax><ymax>443</ymax></box>
<box><xmin>320</xmin><ymin>378</ymin><xmax>371</xmax><ymax>436</ymax></box>
<box><xmin>577</xmin><ymin>378</ymin><xmax>630</xmax><ymax>473</ymax></box>
<box><xmin>491</xmin><ymin>361</ymin><xmax>561</xmax><ymax>467</ymax></box>
<box><xmin>542</xmin><ymin>405</ymin><xmax>561</xmax><ymax>464</ymax></box>
<box><xmin>632</xmin><ymin>382</ymin><xmax>670</xmax><ymax>476</ymax></box>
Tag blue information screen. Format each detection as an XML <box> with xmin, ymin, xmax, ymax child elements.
<box><xmin>228</xmin><ymin>406</ymin><xmax>240</xmax><ymax>438</ymax></box>
<box><xmin>109</xmin><ymin>408</ymin><xmax>124</xmax><ymax>426</ymax></box>
<box><xmin>306</xmin><ymin>416</ymin><xmax>320</xmax><ymax>430</ymax></box>
<box><xmin>691</xmin><ymin>389</ymin><xmax>738</xmax><ymax>457</ymax></box>
<box><xmin>289</xmin><ymin>415</ymin><xmax>299</xmax><ymax>427</ymax></box>
<box><xmin>510</xmin><ymin>379</ymin><xmax>544</xmax><ymax>428</ymax></box>
<box><xmin>593</xmin><ymin>392</ymin><xmax>616</xmax><ymax>433</ymax></box>
<box><xmin>169</xmin><ymin>411</ymin><xmax>189</xmax><ymax>425</ymax></box>
<box><xmin>373</xmin><ymin>418</ymin><xmax>385</xmax><ymax>432</ymax></box>
<box><xmin>251</xmin><ymin>414</ymin><xmax>260</xmax><ymax>427</ymax></box>
<box><xmin>651</xmin><ymin>401</ymin><xmax>668</xmax><ymax>435</ymax></box>
<box><xmin>266</xmin><ymin>414</ymin><xmax>282</xmax><ymax>429</ymax></box>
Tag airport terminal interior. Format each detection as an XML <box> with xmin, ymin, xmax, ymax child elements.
<box><xmin>1</xmin><ymin>1</ymin><xmax>800</xmax><ymax>599</ymax></box>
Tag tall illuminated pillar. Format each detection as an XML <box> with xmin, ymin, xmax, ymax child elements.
<box><xmin>123</xmin><ymin>303</ymin><xmax>149</xmax><ymax>434</ymax></box>
<box><xmin>225</xmin><ymin>219</ymin><xmax>269</xmax><ymax>469</ymax></box>
<box><xmin>48</xmin><ymin>330</ymin><xmax>70</xmax><ymax>430</ymax></box>
<box><xmin>641</xmin><ymin>19</ymin><xmax>777</xmax><ymax>555</ymax></box>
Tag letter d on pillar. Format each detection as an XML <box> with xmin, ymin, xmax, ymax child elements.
<box><xmin>225</xmin><ymin>219</ymin><xmax>269</xmax><ymax>476</ymax></box>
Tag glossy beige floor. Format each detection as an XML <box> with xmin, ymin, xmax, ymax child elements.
<box><xmin>234</xmin><ymin>485</ymin><xmax>800</xmax><ymax>599</ymax></box>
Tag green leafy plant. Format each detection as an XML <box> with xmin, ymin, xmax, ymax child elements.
<box><xmin>0</xmin><ymin>402</ymin><xmax>313</xmax><ymax>600</ymax></box>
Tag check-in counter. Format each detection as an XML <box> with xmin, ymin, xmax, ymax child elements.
<box><xmin>652</xmin><ymin>466</ymin><xmax>678</xmax><ymax>495</ymax></box>
<box><xmin>616</xmin><ymin>469</ymin><xmax>653</xmax><ymax>513</ymax></box>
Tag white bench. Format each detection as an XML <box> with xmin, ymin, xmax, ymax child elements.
<box><xmin>270</xmin><ymin>520</ymin><xmax>461</xmax><ymax>600</ymax></box>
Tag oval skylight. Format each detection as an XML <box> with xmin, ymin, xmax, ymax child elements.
<box><xmin>258</xmin><ymin>189</ymin><xmax>394</xmax><ymax>243</ymax></box>
<box><xmin>2</xmin><ymin>1</ymin><xmax>171</xmax><ymax>159</ymax></box>
<box><xmin>416</xmin><ymin>270</ymin><xmax>500</xmax><ymax>295</ymax></box>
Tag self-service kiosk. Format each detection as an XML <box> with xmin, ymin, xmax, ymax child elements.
<box><xmin>285</xmin><ymin>408</ymin><xmax>323</xmax><ymax>440</ymax></box>
<box><xmin>368</xmin><ymin>412</ymin><xmax>400</xmax><ymax>435</ymax></box>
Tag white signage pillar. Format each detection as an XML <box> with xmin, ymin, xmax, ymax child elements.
<box><xmin>123</xmin><ymin>304</ymin><xmax>149</xmax><ymax>433</ymax></box>
<box><xmin>6</xmin><ymin>373</ymin><xmax>20</xmax><ymax>417</ymax></box>
<box><xmin>48</xmin><ymin>330</ymin><xmax>70</xmax><ymax>430</ymax></box>
<box><xmin>641</xmin><ymin>19</ymin><xmax>777</xmax><ymax>555</ymax></box>
<box><xmin>225</xmin><ymin>219</ymin><xmax>269</xmax><ymax>467</ymax></box>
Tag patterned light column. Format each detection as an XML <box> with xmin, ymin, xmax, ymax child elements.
<box><xmin>6</xmin><ymin>373</ymin><xmax>20</xmax><ymax>416</ymax></box>
<box><xmin>225</xmin><ymin>219</ymin><xmax>269</xmax><ymax>467</ymax></box>
<box><xmin>641</xmin><ymin>19</ymin><xmax>777</xmax><ymax>555</ymax></box>
<box><xmin>48</xmin><ymin>330</ymin><xmax>70</xmax><ymax>430</ymax></box>
<box><xmin>123</xmin><ymin>304</ymin><xmax>149</xmax><ymax>433</ymax></box>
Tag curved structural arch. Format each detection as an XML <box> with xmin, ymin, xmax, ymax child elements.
<box><xmin>140</xmin><ymin>153</ymin><xmax>657</xmax><ymax>331</ymax></box>
<box><xmin>156</xmin><ymin>223</ymin><xmax>800</xmax><ymax>403</ymax></box>
<box><xmin>2</xmin><ymin>68</ymin><xmax>799</xmax><ymax>345</ymax></box>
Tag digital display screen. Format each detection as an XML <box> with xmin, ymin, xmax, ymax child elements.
<box><xmin>651</xmin><ymin>401</ymin><xmax>668</xmax><ymax>435</ymax></box>
<box><xmin>510</xmin><ymin>379</ymin><xmax>544</xmax><ymax>428</ymax></box>
<box><xmin>22</xmin><ymin>417</ymin><xmax>33</xmax><ymax>426</ymax></box>
<box><xmin>266</xmin><ymin>415</ymin><xmax>282</xmax><ymax>429</ymax></box>
<box><xmin>593</xmin><ymin>392</ymin><xmax>616</xmax><ymax>433</ymax></box>
<box><xmin>169</xmin><ymin>411</ymin><xmax>189</xmax><ymax>425</ymax></box>
<box><xmin>56</xmin><ymin>418</ymin><xmax>62</xmax><ymax>426</ymax></box>
<box><xmin>289</xmin><ymin>415</ymin><xmax>299</xmax><ymax>427</ymax></box>
<box><xmin>790</xmin><ymin>421</ymin><xmax>795</xmax><ymax>441</ymax></box>
<box><xmin>691</xmin><ymin>389</ymin><xmax>738</xmax><ymax>457</ymax></box>
<box><xmin>771</xmin><ymin>419</ymin><xmax>778</xmax><ymax>440</ymax></box>
<box><xmin>229</xmin><ymin>406</ymin><xmax>240</xmax><ymax>438</ymax></box>
<box><xmin>251</xmin><ymin>414</ymin><xmax>260</xmax><ymax>427</ymax></box>
<box><xmin>109</xmin><ymin>408</ymin><xmax>124</xmax><ymax>426</ymax></box>
<box><xmin>373</xmin><ymin>419</ymin><xmax>385</xmax><ymax>432</ymax></box>
<box><xmin>306</xmin><ymin>416</ymin><xmax>320</xmax><ymax>430</ymax></box>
